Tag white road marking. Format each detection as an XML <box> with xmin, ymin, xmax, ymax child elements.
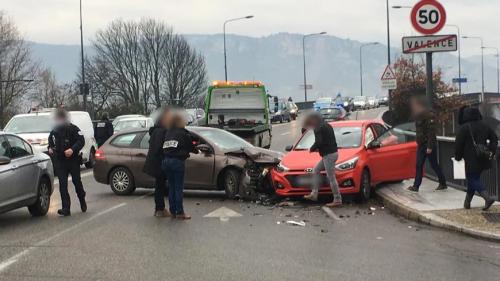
<box><xmin>280</xmin><ymin>132</ymin><xmax>291</xmax><ymax>136</ymax></box>
<box><xmin>0</xmin><ymin>192</ymin><xmax>152</xmax><ymax>273</ymax></box>
<box><xmin>204</xmin><ymin>207</ymin><xmax>242</xmax><ymax>221</ymax></box>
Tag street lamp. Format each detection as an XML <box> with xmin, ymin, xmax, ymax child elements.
<box><xmin>79</xmin><ymin>0</ymin><xmax>87</xmax><ymax>111</ymax></box>
<box><xmin>302</xmin><ymin>32</ymin><xmax>327</xmax><ymax>102</ymax></box>
<box><xmin>462</xmin><ymin>36</ymin><xmax>485</xmax><ymax>101</ymax></box>
<box><xmin>483</xmin><ymin>46</ymin><xmax>499</xmax><ymax>94</ymax></box>
<box><xmin>360</xmin><ymin>42</ymin><xmax>379</xmax><ymax>97</ymax></box>
<box><xmin>223</xmin><ymin>15</ymin><xmax>254</xmax><ymax>81</ymax></box>
<box><xmin>446</xmin><ymin>24</ymin><xmax>462</xmax><ymax>94</ymax></box>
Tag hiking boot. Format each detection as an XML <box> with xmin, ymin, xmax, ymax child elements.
<box><xmin>176</xmin><ymin>213</ymin><xmax>191</xmax><ymax>220</ymax></box>
<box><xmin>154</xmin><ymin>210</ymin><xmax>171</xmax><ymax>217</ymax></box>
<box><xmin>407</xmin><ymin>186</ymin><xmax>419</xmax><ymax>192</ymax></box>
<box><xmin>57</xmin><ymin>209</ymin><xmax>71</xmax><ymax>216</ymax></box>
<box><xmin>79</xmin><ymin>198</ymin><xmax>87</xmax><ymax>213</ymax></box>
<box><xmin>303</xmin><ymin>193</ymin><xmax>318</xmax><ymax>201</ymax></box>
<box><xmin>435</xmin><ymin>184</ymin><xmax>448</xmax><ymax>191</ymax></box>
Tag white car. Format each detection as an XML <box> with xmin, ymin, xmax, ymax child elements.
<box><xmin>113</xmin><ymin>116</ymin><xmax>154</xmax><ymax>133</ymax></box>
<box><xmin>367</xmin><ymin>96</ymin><xmax>379</xmax><ymax>108</ymax></box>
<box><xmin>3</xmin><ymin>110</ymin><xmax>98</xmax><ymax>168</ymax></box>
<box><xmin>352</xmin><ymin>96</ymin><xmax>368</xmax><ymax>110</ymax></box>
<box><xmin>112</xmin><ymin>114</ymin><xmax>145</xmax><ymax>127</ymax></box>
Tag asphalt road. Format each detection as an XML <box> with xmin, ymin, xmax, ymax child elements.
<box><xmin>1</xmin><ymin>107</ymin><xmax>500</xmax><ymax>281</ymax></box>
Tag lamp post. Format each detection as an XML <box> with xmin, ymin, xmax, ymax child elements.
<box><xmin>446</xmin><ymin>25</ymin><xmax>462</xmax><ymax>94</ymax></box>
<box><xmin>482</xmin><ymin>46</ymin><xmax>499</xmax><ymax>94</ymax></box>
<box><xmin>360</xmin><ymin>42</ymin><xmax>379</xmax><ymax>97</ymax></box>
<box><xmin>302</xmin><ymin>32</ymin><xmax>327</xmax><ymax>102</ymax></box>
<box><xmin>79</xmin><ymin>0</ymin><xmax>87</xmax><ymax>111</ymax></box>
<box><xmin>223</xmin><ymin>15</ymin><xmax>254</xmax><ymax>81</ymax></box>
<box><xmin>463</xmin><ymin>36</ymin><xmax>485</xmax><ymax>101</ymax></box>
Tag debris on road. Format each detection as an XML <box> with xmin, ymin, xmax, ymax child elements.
<box><xmin>321</xmin><ymin>229</ymin><xmax>328</xmax><ymax>233</ymax></box>
<box><xmin>286</xmin><ymin>220</ymin><xmax>306</xmax><ymax>227</ymax></box>
<box><xmin>370</xmin><ymin>207</ymin><xmax>376</xmax><ymax>211</ymax></box>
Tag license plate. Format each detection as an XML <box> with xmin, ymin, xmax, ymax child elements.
<box><xmin>296</xmin><ymin>176</ymin><xmax>313</xmax><ymax>186</ymax></box>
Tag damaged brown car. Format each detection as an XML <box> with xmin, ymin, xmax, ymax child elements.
<box><xmin>93</xmin><ymin>126</ymin><xmax>283</xmax><ymax>199</ymax></box>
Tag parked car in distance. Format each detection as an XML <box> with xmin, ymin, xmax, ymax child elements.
<box><xmin>113</xmin><ymin>116</ymin><xmax>153</xmax><ymax>133</ymax></box>
<box><xmin>319</xmin><ymin>106</ymin><xmax>348</xmax><ymax>121</ymax></box>
<box><xmin>186</xmin><ymin>108</ymin><xmax>205</xmax><ymax>120</ymax></box>
<box><xmin>93</xmin><ymin>126</ymin><xmax>283</xmax><ymax>198</ymax></box>
<box><xmin>352</xmin><ymin>96</ymin><xmax>368</xmax><ymax>110</ymax></box>
<box><xmin>313</xmin><ymin>97</ymin><xmax>335</xmax><ymax>111</ymax></box>
<box><xmin>270</xmin><ymin>99</ymin><xmax>292</xmax><ymax>123</ymax></box>
<box><xmin>0</xmin><ymin>132</ymin><xmax>54</xmax><ymax>216</ymax></box>
<box><xmin>271</xmin><ymin>120</ymin><xmax>417</xmax><ymax>201</ymax></box>
<box><xmin>377</xmin><ymin>95</ymin><xmax>389</xmax><ymax>106</ymax></box>
<box><xmin>112</xmin><ymin>114</ymin><xmax>145</xmax><ymax>127</ymax></box>
<box><xmin>4</xmin><ymin>110</ymin><xmax>97</xmax><ymax>168</ymax></box>
<box><xmin>367</xmin><ymin>96</ymin><xmax>379</xmax><ymax>108</ymax></box>
<box><xmin>336</xmin><ymin>97</ymin><xmax>354</xmax><ymax>112</ymax></box>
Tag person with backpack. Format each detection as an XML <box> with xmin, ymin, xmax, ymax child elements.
<box><xmin>455</xmin><ymin>107</ymin><xmax>498</xmax><ymax>210</ymax></box>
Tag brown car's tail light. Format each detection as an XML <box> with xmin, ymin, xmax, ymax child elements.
<box><xmin>95</xmin><ymin>149</ymin><xmax>105</xmax><ymax>160</ymax></box>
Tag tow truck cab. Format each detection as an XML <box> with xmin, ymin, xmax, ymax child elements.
<box><xmin>204</xmin><ymin>81</ymin><xmax>272</xmax><ymax>148</ymax></box>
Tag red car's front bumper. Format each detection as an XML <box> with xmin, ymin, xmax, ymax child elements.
<box><xmin>270</xmin><ymin>167</ymin><xmax>362</xmax><ymax>197</ymax></box>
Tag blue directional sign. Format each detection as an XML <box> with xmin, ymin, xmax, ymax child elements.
<box><xmin>452</xmin><ymin>77</ymin><xmax>467</xmax><ymax>83</ymax></box>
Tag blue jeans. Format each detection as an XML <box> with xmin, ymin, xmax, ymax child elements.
<box><xmin>466</xmin><ymin>172</ymin><xmax>485</xmax><ymax>193</ymax></box>
<box><xmin>413</xmin><ymin>144</ymin><xmax>446</xmax><ymax>189</ymax></box>
<box><xmin>161</xmin><ymin>158</ymin><xmax>186</xmax><ymax>215</ymax></box>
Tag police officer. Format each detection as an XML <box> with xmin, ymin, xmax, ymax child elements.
<box><xmin>95</xmin><ymin>113</ymin><xmax>114</xmax><ymax>147</ymax></box>
<box><xmin>48</xmin><ymin>108</ymin><xmax>87</xmax><ymax>216</ymax></box>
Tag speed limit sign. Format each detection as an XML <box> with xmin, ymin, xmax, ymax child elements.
<box><xmin>411</xmin><ymin>0</ymin><xmax>447</xmax><ymax>35</ymax></box>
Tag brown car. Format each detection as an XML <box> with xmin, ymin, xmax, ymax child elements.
<box><xmin>93</xmin><ymin>126</ymin><xmax>283</xmax><ymax>198</ymax></box>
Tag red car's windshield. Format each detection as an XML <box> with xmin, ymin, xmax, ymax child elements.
<box><xmin>294</xmin><ymin>126</ymin><xmax>362</xmax><ymax>150</ymax></box>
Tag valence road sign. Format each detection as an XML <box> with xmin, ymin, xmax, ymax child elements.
<box><xmin>380</xmin><ymin>65</ymin><xmax>397</xmax><ymax>90</ymax></box>
<box><xmin>411</xmin><ymin>0</ymin><xmax>447</xmax><ymax>35</ymax></box>
<box><xmin>402</xmin><ymin>34</ymin><xmax>457</xmax><ymax>54</ymax></box>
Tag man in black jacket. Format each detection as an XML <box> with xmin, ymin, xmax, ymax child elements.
<box><xmin>48</xmin><ymin>108</ymin><xmax>86</xmax><ymax>216</ymax></box>
<box><xmin>303</xmin><ymin>113</ymin><xmax>342</xmax><ymax>207</ymax></box>
<box><xmin>455</xmin><ymin>107</ymin><xmax>498</xmax><ymax>210</ymax></box>
<box><xmin>95</xmin><ymin>113</ymin><xmax>113</xmax><ymax>147</ymax></box>
<box><xmin>408</xmin><ymin>96</ymin><xmax>447</xmax><ymax>192</ymax></box>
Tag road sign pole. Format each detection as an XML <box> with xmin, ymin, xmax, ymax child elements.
<box><xmin>426</xmin><ymin>52</ymin><xmax>434</xmax><ymax>106</ymax></box>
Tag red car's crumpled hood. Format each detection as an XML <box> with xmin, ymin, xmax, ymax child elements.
<box><xmin>280</xmin><ymin>148</ymin><xmax>361</xmax><ymax>171</ymax></box>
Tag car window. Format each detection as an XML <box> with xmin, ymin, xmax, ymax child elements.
<box><xmin>4</xmin><ymin>115</ymin><xmax>53</xmax><ymax>134</ymax></box>
<box><xmin>295</xmin><ymin>126</ymin><xmax>362</xmax><ymax>150</ymax></box>
<box><xmin>139</xmin><ymin>133</ymin><xmax>150</xmax><ymax>149</ymax></box>
<box><xmin>5</xmin><ymin>135</ymin><xmax>32</xmax><ymax>159</ymax></box>
<box><xmin>377</xmin><ymin>127</ymin><xmax>415</xmax><ymax>147</ymax></box>
<box><xmin>111</xmin><ymin>133</ymin><xmax>139</xmax><ymax>147</ymax></box>
<box><xmin>371</xmin><ymin>124</ymin><xmax>387</xmax><ymax>138</ymax></box>
<box><xmin>0</xmin><ymin>136</ymin><xmax>9</xmax><ymax>157</ymax></box>
<box><xmin>365</xmin><ymin>127</ymin><xmax>375</xmax><ymax>147</ymax></box>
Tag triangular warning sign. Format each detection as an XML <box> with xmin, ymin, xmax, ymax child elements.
<box><xmin>381</xmin><ymin>65</ymin><xmax>396</xmax><ymax>80</ymax></box>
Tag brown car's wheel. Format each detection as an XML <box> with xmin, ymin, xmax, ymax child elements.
<box><xmin>356</xmin><ymin>169</ymin><xmax>372</xmax><ymax>203</ymax></box>
<box><xmin>28</xmin><ymin>177</ymin><xmax>51</xmax><ymax>217</ymax></box>
<box><xmin>223</xmin><ymin>169</ymin><xmax>241</xmax><ymax>199</ymax></box>
<box><xmin>110</xmin><ymin>167</ymin><xmax>136</xmax><ymax>195</ymax></box>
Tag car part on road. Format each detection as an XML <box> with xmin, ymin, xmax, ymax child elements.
<box><xmin>28</xmin><ymin>178</ymin><xmax>51</xmax><ymax>216</ymax></box>
<box><xmin>110</xmin><ymin>167</ymin><xmax>136</xmax><ymax>195</ymax></box>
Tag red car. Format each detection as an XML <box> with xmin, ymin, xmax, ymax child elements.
<box><xmin>271</xmin><ymin>120</ymin><xmax>417</xmax><ymax>201</ymax></box>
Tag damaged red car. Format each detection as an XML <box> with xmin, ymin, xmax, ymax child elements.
<box><xmin>270</xmin><ymin>120</ymin><xmax>417</xmax><ymax>201</ymax></box>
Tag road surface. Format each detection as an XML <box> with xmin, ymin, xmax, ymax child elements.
<box><xmin>1</xmin><ymin>107</ymin><xmax>499</xmax><ymax>281</ymax></box>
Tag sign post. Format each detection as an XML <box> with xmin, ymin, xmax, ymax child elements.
<box><xmin>407</xmin><ymin>0</ymin><xmax>452</xmax><ymax>105</ymax></box>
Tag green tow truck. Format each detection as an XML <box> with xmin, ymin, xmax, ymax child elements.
<box><xmin>203</xmin><ymin>81</ymin><xmax>272</xmax><ymax>148</ymax></box>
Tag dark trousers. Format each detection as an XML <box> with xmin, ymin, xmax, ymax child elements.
<box><xmin>413</xmin><ymin>144</ymin><xmax>446</xmax><ymax>188</ymax></box>
<box><xmin>55</xmin><ymin>159</ymin><xmax>85</xmax><ymax>210</ymax></box>
<box><xmin>154</xmin><ymin>175</ymin><xmax>168</xmax><ymax>211</ymax></box>
<box><xmin>466</xmin><ymin>172</ymin><xmax>485</xmax><ymax>193</ymax></box>
<box><xmin>161</xmin><ymin>158</ymin><xmax>186</xmax><ymax>215</ymax></box>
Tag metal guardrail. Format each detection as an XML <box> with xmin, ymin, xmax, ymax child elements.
<box><xmin>425</xmin><ymin>136</ymin><xmax>499</xmax><ymax>201</ymax></box>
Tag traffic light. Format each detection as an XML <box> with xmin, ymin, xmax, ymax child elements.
<box><xmin>79</xmin><ymin>83</ymin><xmax>90</xmax><ymax>96</ymax></box>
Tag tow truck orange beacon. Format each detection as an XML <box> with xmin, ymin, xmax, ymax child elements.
<box><xmin>211</xmin><ymin>80</ymin><xmax>263</xmax><ymax>87</ymax></box>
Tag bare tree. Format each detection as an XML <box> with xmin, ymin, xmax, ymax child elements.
<box><xmin>33</xmin><ymin>68</ymin><xmax>67</xmax><ymax>108</ymax></box>
<box><xmin>0</xmin><ymin>12</ymin><xmax>38</xmax><ymax>126</ymax></box>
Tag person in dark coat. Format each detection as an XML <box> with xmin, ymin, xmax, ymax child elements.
<box><xmin>455</xmin><ymin>107</ymin><xmax>498</xmax><ymax>210</ymax></box>
<box><xmin>94</xmin><ymin>113</ymin><xmax>114</xmax><ymax>147</ymax></box>
<box><xmin>143</xmin><ymin>107</ymin><xmax>171</xmax><ymax>217</ymax></box>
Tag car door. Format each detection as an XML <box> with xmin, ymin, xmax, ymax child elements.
<box><xmin>131</xmin><ymin>132</ymin><xmax>156</xmax><ymax>188</ymax></box>
<box><xmin>4</xmin><ymin>135</ymin><xmax>39</xmax><ymax>201</ymax></box>
<box><xmin>184</xmin><ymin>133</ymin><xmax>215</xmax><ymax>189</ymax></box>
<box><xmin>0</xmin><ymin>135</ymin><xmax>18</xmax><ymax>207</ymax></box>
<box><xmin>366</xmin><ymin>124</ymin><xmax>417</xmax><ymax>182</ymax></box>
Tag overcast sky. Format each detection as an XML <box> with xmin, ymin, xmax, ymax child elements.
<box><xmin>1</xmin><ymin>0</ymin><xmax>498</xmax><ymax>57</ymax></box>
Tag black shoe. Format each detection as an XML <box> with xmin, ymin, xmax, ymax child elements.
<box><xmin>79</xmin><ymin>198</ymin><xmax>87</xmax><ymax>213</ymax></box>
<box><xmin>407</xmin><ymin>186</ymin><xmax>419</xmax><ymax>192</ymax></box>
<box><xmin>57</xmin><ymin>209</ymin><xmax>71</xmax><ymax>216</ymax></box>
<box><xmin>483</xmin><ymin>199</ymin><xmax>495</xmax><ymax>211</ymax></box>
<box><xmin>435</xmin><ymin>184</ymin><xmax>448</xmax><ymax>191</ymax></box>
<box><xmin>464</xmin><ymin>192</ymin><xmax>474</xmax><ymax>209</ymax></box>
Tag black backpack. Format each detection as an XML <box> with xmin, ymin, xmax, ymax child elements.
<box><xmin>468</xmin><ymin>124</ymin><xmax>493</xmax><ymax>161</ymax></box>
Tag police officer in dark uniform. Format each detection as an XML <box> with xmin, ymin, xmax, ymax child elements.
<box><xmin>95</xmin><ymin>113</ymin><xmax>114</xmax><ymax>147</ymax></box>
<box><xmin>48</xmin><ymin>108</ymin><xmax>87</xmax><ymax>216</ymax></box>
